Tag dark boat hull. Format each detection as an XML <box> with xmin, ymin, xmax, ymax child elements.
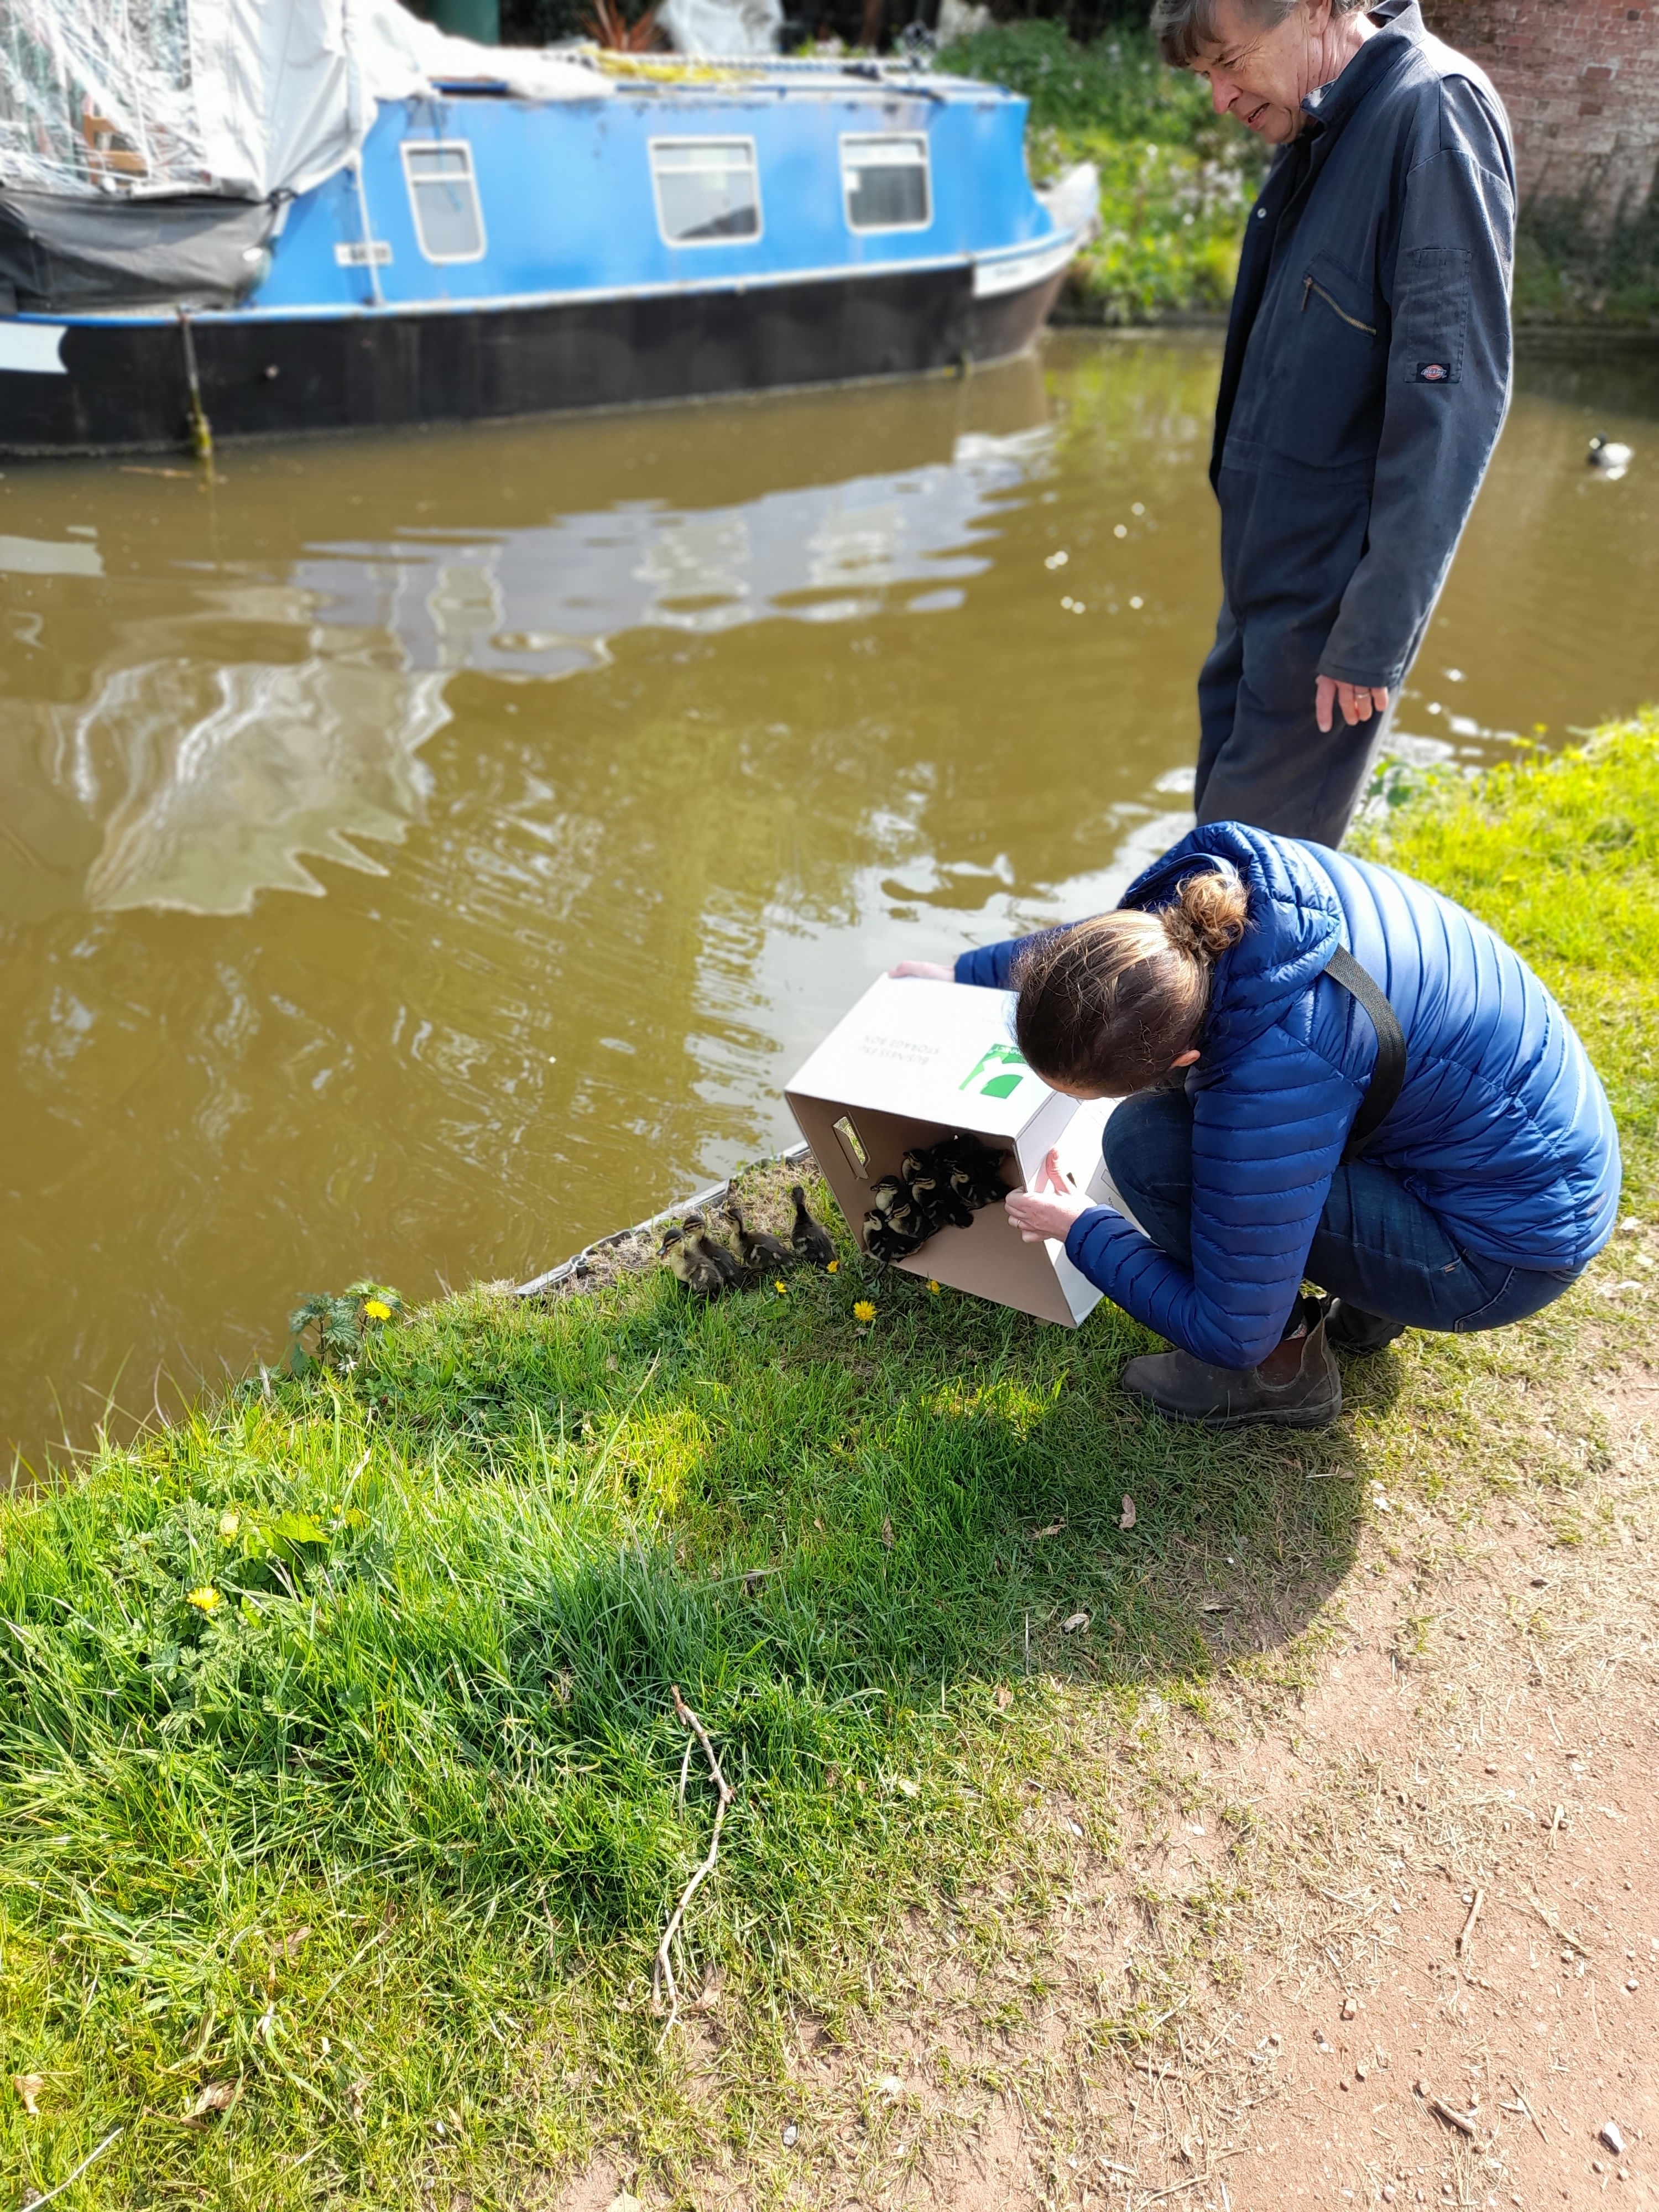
<box><xmin>0</xmin><ymin>260</ymin><xmax>1066</xmax><ymax>458</ymax></box>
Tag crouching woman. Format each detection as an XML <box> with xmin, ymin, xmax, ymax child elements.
<box><xmin>900</xmin><ymin>822</ymin><xmax>1621</xmax><ymax>1427</ymax></box>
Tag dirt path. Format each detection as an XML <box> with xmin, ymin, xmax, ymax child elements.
<box><xmin>895</xmin><ymin>1370</ymin><xmax>1659</xmax><ymax>2212</ymax></box>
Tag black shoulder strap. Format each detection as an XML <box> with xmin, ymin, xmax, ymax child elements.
<box><xmin>1324</xmin><ymin>945</ymin><xmax>1407</xmax><ymax>1163</ymax></box>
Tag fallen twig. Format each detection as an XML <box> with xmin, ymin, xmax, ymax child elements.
<box><xmin>1517</xmin><ymin>1887</ymin><xmax>1589</xmax><ymax>1955</ymax></box>
<box><xmin>653</xmin><ymin>1685</ymin><xmax>734</xmax><ymax>2042</ymax></box>
<box><xmin>1501</xmin><ymin>2093</ymin><xmax>1549</xmax><ymax>2142</ymax></box>
<box><xmin>16</xmin><ymin>2126</ymin><xmax>123</xmax><ymax>2211</ymax></box>
<box><xmin>1427</xmin><ymin>2094</ymin><xmax>1477</xmax><ymax>2139</ymax></box>
<box><xmin>1456</xmin><ymin>1887</ymin><xmax>1484</xmax><ymax>1957</ymax></box>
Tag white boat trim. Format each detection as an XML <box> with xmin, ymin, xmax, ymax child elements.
<box><xmin>21</xmin><ymin>234</ymin><xmax>1072</xmax><ymax>331</ymax></box>
<box><xmin>972</xmin><ymin>234</ymin><xmax>1076</xmax><ymax>300</ymax></box>
<box><xmin>0</xmin><ymin>322</ymin><xmax>68</xmax><ymax>373</ymax></box>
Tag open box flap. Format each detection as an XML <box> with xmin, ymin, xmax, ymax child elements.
<box><xmin>785</xmin><ymin>974</ymin><xmax>1053</xmax><ymax>1140</ymax></box>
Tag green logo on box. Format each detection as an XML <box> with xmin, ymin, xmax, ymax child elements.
<box><xmin>959</xmin><ymin>1042</ymin><xmax>1029</xmax><ymax>1099</ymax></box>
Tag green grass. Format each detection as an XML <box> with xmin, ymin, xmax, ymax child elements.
<box><xmin>937</xmin><ymin>22</ymin><xmax>1266</xmax><ymax>324</ymax></box>
<box><xmin>3</xmin><ymin>715</ymin><xmax>1656</xmax><ymax>2209</ymax></box>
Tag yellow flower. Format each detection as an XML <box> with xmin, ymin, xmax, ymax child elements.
<box><xmin>826</xmin><ymin>1260</ymin><xmax>839</xmax><ymax>1274</ymax></box>
<box><xmin>363</xmin><ymin>1298</ymin><xmax>393</xmax><ymax>1322</ymax></box>
<box><xmin>774</xmin><ymin>1280</ymin><xmax>788</xmax><ymax>1296</ymax></box>
<box><xmin>927</xmin><ymin>1280</ymin><xmax>941</xmax><ymax>1295</ymax></box>
<box><xmin>186</xmin><ymin>1585</ymin><xmax>222</xmax><ymax>1613</ymax></box>
<box><xmin>218</xmin><ymin>1510</ymin><xmax>240</xmax><ymax>1539</ymax></box>
<box><xmin>853</xmin><ymin>1300</ymin><xmax>877</xmax><ymax>1323</ymax></box>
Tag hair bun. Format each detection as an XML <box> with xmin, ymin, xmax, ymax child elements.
<box><xmin>1159</xmin><ymin>870</ymin><xmax>1249</xmax><ymax>963</ymax></box>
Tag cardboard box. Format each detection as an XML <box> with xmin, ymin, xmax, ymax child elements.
<box><xmin>784</xmin><ymin>974</ymin><xmax>1115</xmax><ymax>1327</ymax></box>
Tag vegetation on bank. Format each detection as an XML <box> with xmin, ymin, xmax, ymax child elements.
<box><xmin>2</xmin><ymin>714</ymin><xmax>1656</xmax><ymax>2212</ymax></box>
<box><xmin>938</xmin><ymin>20</ymin><xmax>1266</xmax><ymax>323</ymax></box>
<box><xmin>1512</xmin><ymin>197</ymin><xmax>1659</xmax><ymax>330</ymax></box>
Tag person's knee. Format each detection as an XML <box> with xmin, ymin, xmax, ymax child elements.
<box><xmin>1102</xmin><ymin>1086</ymin><xmax>1191</xmax><ymax>1212</ymax></box>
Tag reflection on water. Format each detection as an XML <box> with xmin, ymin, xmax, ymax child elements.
<box><xmin>1</xmin><ymin>333</ymin><xmax>1656</xmax><ymax>1464</ymax></box>
<box><xmin>11</xmin><ymin>421</ymin><xmax>1049</xmax><ymax>919</ymax></box>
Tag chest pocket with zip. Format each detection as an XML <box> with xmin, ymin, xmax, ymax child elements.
<box><xmin>1302</xmin><ymin>269</ymin><xmax>1378</xmax><ymax>336</ymax></box>
<box><xmin>1237</xmin><ymin>246</ymin><xmax>1389</xmax><ymax>478</ymax></box>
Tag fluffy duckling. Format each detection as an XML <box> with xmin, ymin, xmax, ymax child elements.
<box><xmin>869</xmin><ymin>1176</ymin><xmax>927</xmax><ymax>1243</ymax></box>
<box><xmin>681</xmin><ymin>1211</ymin><xmax>743</xmax><ymax>1286</ymax></box>
<box><xmin>899</xmin><ymin>1149</ymin><xmax>972</xmax><ymax>1232</ymax></box>
<box><xmin>789</xmin><ymin>1183</ymin><xmax>837</xmax><ymax>1268</ymax></box>
<box><xmin>863</xmin><ymin>1209</ymin><xmax>926</xmax><ymax>1266</ymax></box>
<box><xmin>660</xmin><ymin>1225</ymin><xmax>726</xmax><ymax>1297</ymax></box>
<box><xmin>935</xmin><ymin>1132</ymin><xmax>1011</xmax><ymax>1209</ymax></box>
<box><xmin>868</xmin><ymin>1174</ymin><xmax>909</xmax><ymax>1217</ymax></box>
<box><xmin>723</xmin><ymin>1198</ymin><xmax>792</xmax><ymax>1272</ymax></box>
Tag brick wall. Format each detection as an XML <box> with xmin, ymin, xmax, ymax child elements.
<box><xmin>1423</xmin><ymin>0</ymin><xmax>1659</xmax><ymax>230</ymax></box>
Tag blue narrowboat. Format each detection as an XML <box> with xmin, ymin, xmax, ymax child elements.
<box><xmin>0</xmin><ymin>7</ymin><xmax>1086</xmax><ymax>458</ymax></box>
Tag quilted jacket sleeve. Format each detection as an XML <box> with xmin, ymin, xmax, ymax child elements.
<box><xmin>953</xmin><ymin>938</ymin><xmax>1028</xmax><ymax>990</ymax></box>
<box><xmin>1065</xmin><ymin>1027</ymin><xmax>1362</xmax><ymax>1368</ymax></box>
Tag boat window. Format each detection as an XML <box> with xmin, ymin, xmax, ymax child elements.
<box><xmin>402</xmin><ymin>141</ymin><xmax>486</xmax><ymax>263</ymax></box>
<box><xmin>650</xmin><ymin>140</ymin><xmax>761</xmax><ymax>245</ymax></box>
<box><xmin>841</xmin><ymin>134</ymin><xmax>931</xmax><ymax>233</ymax></box>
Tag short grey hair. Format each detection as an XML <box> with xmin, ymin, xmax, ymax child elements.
<box><xmin>1150</xmin><ymin>0</ymin><xmax>1371</xmax><ymax>69</ymax></box>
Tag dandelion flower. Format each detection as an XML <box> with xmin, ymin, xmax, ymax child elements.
<box><xmin>363</xmin><ymin>1297</ymin><xmax>393</xmax><ymax>1322</ymax></box>
<box><xmin>186</xmin><ymin>1585</ymin><xmax>222</xmax><ymax>1613</ymax></box>
<box><xmin>853</xmin><ymin>1300</ymin><xmax>877</xmax><ymax>1323</ymax></box>
<box><xmin>774</xmin><ymin>1280</ymin><xmax>789</xmax><ymax>1296</ymax></box>
<box><xmin>826</xmin><ymin>1260</ymin><xmax>839</xmax><ymax>1274</ymax></box>
<box><xmin>927</xmin><ymin>1280</ymin><xmax>941</xmax><ymax>1295</ymax></box>
<box><xmin>218</xmin><ymin>1509</ymin><xmax>240</xmax><ymax>1539</ymax></box>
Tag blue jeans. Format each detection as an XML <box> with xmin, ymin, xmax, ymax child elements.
<box><xmin>1103</xmin><ymin>1087</ymin><xmax>1582</xmax><ymax>1335</ymax></box>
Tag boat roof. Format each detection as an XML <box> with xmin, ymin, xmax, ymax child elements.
<box><xmin>432</xmin><ymin>49</ymin><xmax>1016</xmax><ymax>104</ymax></box>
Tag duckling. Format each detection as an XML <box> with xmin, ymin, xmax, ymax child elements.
<box><xmin>660</xmin><ymin>1225</ymin><xmax>726</xmax><ymax>1297</ymax></box>
<box><xmin>1587</xmin><ymin>433</ymin><xmax>1634</xmax><ymax>477</ymax></box>
<box><xmin>868</xmin><ymin>1173</ymin><xmax>905</xmax><ymax>1213</ymax></box>
<box><xmin>935</xmin><ymin>1132</ymin><xmax>1012</xmax><ymax>1209</ymax></box>
<box><xmin>723</xmin><ymin>1198</ymin><xmax>792</xmax><ymax>1272</ymax></box>
<box><xmin>681</xmin><ymin>1211</ymin><xmax>743</xmax><ymax>1286</ymax></box>
<box><xmin>789</xmin><ymin>1183</ymin><xmax>837</xmax><ymax>1268</ymax></box>
<box><xmin>899</xmin><ymin>1149</ymin><xmax>973</xmax><ymax>1232</ymax></box>
<box><xmin>867</xmin><ymin>1171</ymin><xmax>929</xmax><ymax>1238</ymax></box>
<box><xmin>863</xmin><ymin>1209</ymin><xmax>926</xmax><ymax>1266</ymax></box>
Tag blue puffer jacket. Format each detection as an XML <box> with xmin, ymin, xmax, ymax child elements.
<box><xmin>954</xmin><ymin>823</ymin><xmax>1620</xmax><ymax>1368</ymax></box>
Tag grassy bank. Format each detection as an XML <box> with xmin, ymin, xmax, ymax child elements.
<box><xmin>937</xmin><ymin>22</ymin><xmax>1265</xmax><ymax>324</ymax></box>
<box><xmin>2</xmin><ymin>717</ymin><xmax>1656</xmax><ymax>2211</ymax></box>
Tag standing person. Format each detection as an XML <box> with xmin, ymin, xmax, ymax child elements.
<box><xmin>1153</xmin><ymin>0</ymin><xmax>1515</xmax><ymax>845</ymax></box>
<box><xmin>892</xmin><ymin>821</ymin><xmax>1620</xmax><ymax>1428</ymax></box>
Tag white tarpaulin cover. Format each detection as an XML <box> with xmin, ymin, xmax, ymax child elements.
<box><xmin>0</xmin><ymin>0</ymin><xmax>610</xmax><ymax>204</ymax></box>
<box><xmin>658</xmin><ymin>0</ymin><xmax>781</xmax><ymax>59</ymax></box>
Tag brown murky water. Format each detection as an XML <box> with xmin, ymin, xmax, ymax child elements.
<box><xmin>3</xmin><ymin>330</ymin><xmax>1656</xmax><ymax>1468</ymax></box>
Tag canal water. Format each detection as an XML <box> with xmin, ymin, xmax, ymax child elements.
<box><xmin>3</xmin><ymin>330</ymin><xmax>1656</xmax><ymax>1468</ymax></box>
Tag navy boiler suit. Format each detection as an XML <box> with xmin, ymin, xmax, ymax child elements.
<box><xmin>1195</xmin><ymin>0</ymin><xmax>1515</xmax><ymax>847</ymax></box>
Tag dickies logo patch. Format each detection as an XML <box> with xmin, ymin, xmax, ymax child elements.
<box><xmin>1416</xmin><ymin>361</ymin><xmax>1451</xmax><ymax>382</ymax></box>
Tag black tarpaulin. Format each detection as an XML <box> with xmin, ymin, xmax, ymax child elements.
<box><xmin>0</xmin><ymin>192</ymin><xmax>276</xmax><ymax>312</ymax></box>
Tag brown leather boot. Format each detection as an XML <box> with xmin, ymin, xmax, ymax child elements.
<box><xmin>1120</xmin><ymin>1304</ymin><xmax>1342</xmax><ymax>1429</ymax></box>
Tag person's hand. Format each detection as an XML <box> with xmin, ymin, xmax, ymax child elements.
<box><xmin>1004</xmin><ymin>1145</ymin><xmax>1094</xmax><ymax>1244</ymax></box>
<box><xmin>1316</xmin><ymin>676</ymin><xmax>1390</xmax><ymax>733</ymax></box>
<box><xmin>888</xmin><ymin>959</ymin><xmax>955</xmax><ymax>981</ymax></box>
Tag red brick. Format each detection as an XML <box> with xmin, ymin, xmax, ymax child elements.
<box><xmin>1424</xmin><ymin>0</ymin><xmax>1659</xmax><ymax>225</ymax></box>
